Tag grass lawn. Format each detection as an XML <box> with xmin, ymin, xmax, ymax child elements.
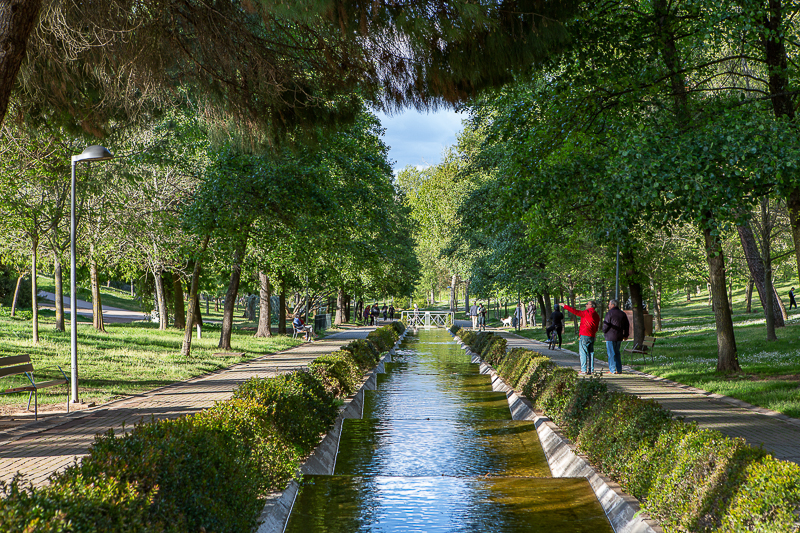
<box><xmin>0</xmin><ymin>311</ymin><xmax>303</xmax><ymax>411</ymax></box>
<box><xmin>502</xmin><ymin>280</ymin><xmax>800</xmax><ymax>418</ymax></box>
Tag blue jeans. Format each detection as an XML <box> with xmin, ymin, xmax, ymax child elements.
<box><xmin>579</xmin><ymin>335</ymin><xmax>595</xmax><ymax>373</ymax></box>
<box><xmin>606</xmin><ymin>340</ymin><xmax>622</xmax><ymax>373</ymax></box>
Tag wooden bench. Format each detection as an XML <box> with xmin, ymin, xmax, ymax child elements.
<box><xmin>0</xmin><ymin>355</ymin><xmax>69</xmax><ymax>420</ymax></box>
<box><xmin>624</xmin><ymin>336</ymin><xmax>657</xmax><ymax>365</ymax></box>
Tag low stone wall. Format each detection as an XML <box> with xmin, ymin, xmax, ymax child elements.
<box><xmin>454</xmin><ymin>334</ymin><xmax>663</xmax><ymax>533</ymax></box>
<box><xmin>257</xmin><ymin>330</ymin><xmax>408</xmax><ymax>533</ymax></box>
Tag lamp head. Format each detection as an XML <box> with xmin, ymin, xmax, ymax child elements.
<box><xmin>72</xmin><ymin>145</ymin><xmax>113</xmax><ymax>163</ymax></box>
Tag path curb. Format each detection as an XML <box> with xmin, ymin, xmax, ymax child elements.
<box><xmin>453</xmin><ymin>334</ymin><xmax>662</xmax><ymax>533</ymax></box>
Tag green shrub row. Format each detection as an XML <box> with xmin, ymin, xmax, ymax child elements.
<box><xmin>453</xmin><ymin>327</ymin><xmax>800</xmax><ymax>533</ymax></box>
<box><xmin>0</xmin><ymin>322</ymin><xmax>405</xmax><ymax>533</ymax></box>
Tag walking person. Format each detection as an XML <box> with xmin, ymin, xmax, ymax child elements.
<box><xmin>602</xmin><ymin>300</ymin><xmax>629</xmax><ymax>375</ymax></box>
<box><xmin>388</xmin><ymin>304</ymin><xmax>395</xmax><ymax>320</ymax></box>
<box><xmin>371</xmin><ymin>303</ymin><xmax>379</xmax><ymax>325</ymax></box>
<box><xmin>561</xmin><ymin>301</ymin><xmax>601</xmax><ymax>374</ymax></box>
<box><xmin>527</xmin><ymin>301</ymin><xmax>537</xmax><ymax>328</ymax></box>
<box><xmin>790</xmin><ymin>288</ymin><xmax>797</xmax><ymax>310</ymax></box>
<box><xmin>470</xmin><ymin>301</ymin><xmax>479</xmax><ymax>330</ymax></box>
<box><xmin>478</xmin><ymin>302</ymin><xmax>486</xmax><ymax>331</ymax></box>
<box><xmin>382</xmin><ymin>304</ymin><xmax>388</xmax><ymax>321</ymax></box>
<box><xmin>514</xmin><ymin>302</ymin><xmax>524</xmax><ymax>330</ymax></box>
<box><xmin>545</xmin><ymin>305</ymin><xmax>564</xmax><ymax>349</ymax></box>
<box><xmin>363</xmin><ymin>306</ymin><xmax>371</xmax><ymax>325</ymax></box>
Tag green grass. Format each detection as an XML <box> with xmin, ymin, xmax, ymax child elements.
<box><xmin>36</xmin><ymin>275</ymin><xmax>145</xmax><ymax>313</ymax></box>
<box><xmin>0</xmin><ymin>313</ymin><xmax>303</xmax><ymax>409</ymax></box>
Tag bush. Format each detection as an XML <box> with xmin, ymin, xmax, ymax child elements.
<box><xmin>72</xmin><ymin>416</ymin><xmax>264</xmax><ymax>533</ymax></box>
<box><xmin>367</xmin><ymin>326</ymin><xmax>396</xmax><ymax>352</ymax></box>
<box><xmin>232</xmin><ymin>371</ymin><xmax>338</xmax><ymax>453</ymax></box>
<box><xmin>342</xmin><ymin>339</ymin><xmax>380</xmax><ymax>370</ymax></box>
<box><xmin>193</xmin><ymin>399</ymin><xmax>300</xmax><ymax>491</ymax></box>
<box><xmin>481</xmin><ymin>336</ymin><xmax>507</xmax><ymax>366</ymax></box>
<box><xmin>0</xmin><ymin>473</ymin><xmax>153</xmax><ymax>533</ymax></box>
<box><xmin>449</xmin><ymin>324</ymin><xmax>460</xmax><ymax>335</ymax></box>
<box><xmin>309</xmin><ymin>352</ymin><xmax>361</xmax><ymax>397</ymax></box>
<box><xmin>718</xmin><ymin>455</ymin><xmax>800</xmax><ymax>533</ymax></box>
<box><xmin>390</xmin><ymin>320</ymin><xmax>406</xmax><ymax>336</ymax></box>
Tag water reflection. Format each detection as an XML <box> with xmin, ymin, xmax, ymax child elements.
<box><xmin>284</xmin><ymin>328</ymin><xmax>613</xmax><ymax>532</ymax></box>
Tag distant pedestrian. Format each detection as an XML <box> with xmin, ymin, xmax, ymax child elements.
<box><xmin>470</xmin><ymin>302</ymin><xmax>479</xmax><ymax>329</ymax></box>
<box><xmin>527</xmin><ymin>301</ymin><xmax>537</xmax><ymax>328</ymax></box>
<box><xmin>562</xmin><ymin>301</ymin><xmax>600</xmax><ymax>374</ymax></box>
<box><xmin>363</xmin><ymin>306</ymin><xmax>370</xmax><ymax>324</ymax></box>
<box><xmin>371</xmin><ymin>303</ymin><xmax>379</xmax><ymax>325</ymax></box>
<box><xmin>602</xmin><ymin>300</ymin><xmax>629</xmax><ymax>374</ymax></box>
<box><xmin>546</xmin><ymin>305</ymin><xmax>564</xmax><ymax>349</ymax></box>
<box><xmin>382</xmin><ymin>304</ymin><xmax>388</xmax><ymax>321</ymax></box>
<box><xmin>388</xmin><ymin>304</ymin><xmax>395</xmax><ymax>320</ymax></box>
<box><xmin>413</xmin><ymin>303</ymin><xmax>420</xmax><ymax>325</ymax></box>
<box><xmin>514</xmin><ymin>302</ymin><xmax>523</xmax><ymax>329</ymax></box>
<box><xmin>478</xmin><ymin>302</ymin><xmax>486</xmax><ymax>331</ymax></box>
<box><xmin>790</xmin><ymin>288</ymin><xmax>797</xmax><ymax>309</ymax></box>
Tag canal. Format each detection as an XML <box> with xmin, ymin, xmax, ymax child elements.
<box><xmin>284</xmin><ymin>328</ymin><xmax>614</xmax><ymax>532</ymax></box>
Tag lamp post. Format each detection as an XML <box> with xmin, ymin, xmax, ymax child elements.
<box><xmin>70</xmin><ymin>145</ymin><xmax>113</xmax><ymax>403</ymax></box>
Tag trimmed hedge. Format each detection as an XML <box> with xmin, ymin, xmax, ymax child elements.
<box><xmin>0</xmin><ymin>322</ymin><xmax>403</xmax><ymax>533</ymax></box>
<box><xmin>454</xmin><ymin>327</ymin><xmax>800</xmax><ymax>533</ymax></box>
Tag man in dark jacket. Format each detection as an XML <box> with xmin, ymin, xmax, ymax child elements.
<box><xmin>602</xmin><ymin>299</ymin><xmax>629</xmax><ymax>374</ymax></box>
<box><xmin>546</xmin><ymin>305</ymin><xmax>565</xmax><ymax>349</ymax></box>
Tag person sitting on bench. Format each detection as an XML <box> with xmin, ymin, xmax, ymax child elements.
<box><xmin>293</xmin><ymin>313</ymin><xmax>315</xmax><ymax>342</ymax></box>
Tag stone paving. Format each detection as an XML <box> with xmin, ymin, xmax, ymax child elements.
<box><xmin>490</xmin><ymin>328</ymin><xmax>800</xmax><ymax>465</ymax></box>
<box><xmin>0</xmin><ymin>327</ymin><xmax>372</xmax><ymax>487</ymax></box>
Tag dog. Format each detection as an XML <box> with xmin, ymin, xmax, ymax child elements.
<box><xmin>500</xmin><ymin>316</ymin><xmax>513</xmax><ymax>328</ymax></box>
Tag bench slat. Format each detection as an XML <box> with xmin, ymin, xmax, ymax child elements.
<box><xmin>0</xmin><ymin>355</ymin><xmax>32</xmax><ymax>367</ymax></box>
<box><xmin>31</xmin><ymin>379</ymin><xmax>68</xmax><ymax>389</ymax></box>
<box><xmin>1</xmin><ymin>385</ymin><xmax>35</xmax><ymax>394</ymax></box>
<box><xmin>0</xmin><ymin>363</ymin><xmax>34</xmax><ymax>379</ymax></box>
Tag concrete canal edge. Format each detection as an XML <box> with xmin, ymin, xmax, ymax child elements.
<box><xmin>256</xmin><ymin>329</ymin><xmax>408</xmax><ymax>533</ymax></box>
<box><xmin>452</xmin><ymin>334</ymin><xmax>663</xmax><ymax>533</ymax></box>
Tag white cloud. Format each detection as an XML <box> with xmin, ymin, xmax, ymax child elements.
<box><xmin>374</xmin><ymin>108</ymin><xmax>464</xmax><ymax>171</ymax></box>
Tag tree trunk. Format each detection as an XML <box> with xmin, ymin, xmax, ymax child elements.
<box><xmin>10</xmin><ymin>274</ymin><xmax>22</xmax><ymax>317</ymax></box>
<box><xmin>543</xmin><ymin>291</ymin><xmax>552</xmax><ymax>325</ymax></box>
<box><xmin>89</xmin><ymin>244</ymin><xmax>105</xmax><ymax>332</ymax></box>
<box><xmin>31</xmin><ymin>236</ymin><xmax>39</xmax><ymax>344</ymax></box>
<box><xmin>686</xmin><ymin>286</ymin><xmax>691</xmax><ymax>301</ymax></box>
<box><xmin>335</xmin><ymin>286</ymin><xmax>345</xmax><ymax>326</ymax></box>
<box><xmin>450</xmin><ymin>273</ymin><xmax>457</xmax><ymax>312</ymax></box>
<box><xmin>0</xmin><ymin>1</ymin><xmax>43</xmax><ymax>126</ymax></box>
<box><xmin>537</xmin><ymin>294</ymin><xmax>547</xmax><ymax>328</ymax></box>
<box><xmin>218</xmin><ymin>234</ymin><xmax>247</xmax><ymax>351</ymax></box>
<box><xmin>173</xmin><ymin>272</ymin><xmax>186</xmax><ymax>330</ymax></box>
<box><xmin>656</xmin><ymin>282</ymin><xmax>663</xmax><ymax>332</ymax></box>
<box><xmin>703</xmin><ymin>224</ymin><xmax>741</xmax><ymax>372</ymax></box>
<box><xmin>568</xmin><ymin>276</ymin><xmax>578</xmax><ymax>333</ymax></box>
<box><xmin>345</xmin><ymin>294</ymin><xmax>351</xmax><ymax>322</ymax></box>
<box><xmin>256</xmin><ymin>271</ymin><xmax>273</xmax><ymax>337</ymax></box>
<box><xmin>629</xmin><ymin>281</ymin><xmax>645</xmax><ymax>348</ymax></box>
<box><xmin>279</xmin><ymin>279</ymin><xmax>287</xmax><ymax>334</ymax></box>
<box><xmin>153</xmin><ymin>267</ymin><xmax>168</xmax><ymax>330</ymax></box>
<box><xmin>760</xmin><ymin>199</ymin><xmax>778</xmax><ymax>341</ymax></box>
<box><xmin>745</xmin><ymin>278</ymin><xmax>754</xmax><ymax>313</ymax></box>
<box><xmin>737</xmin><ymin>224</ymin><xmax>785</xmax><ymax>327</ymax></box>
<box><xmin>54</xmin><ymin>256</ymin><xmax>64</xmax><ymax>331</ymax></box>
<box><xmin>181</xmin><ymin>236</ymin><xmax>208</xmax><ymax>357</ymax></box>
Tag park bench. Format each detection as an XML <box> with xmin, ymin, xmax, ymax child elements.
<box><xmin>623</xmin><ymin>336</ymin><xmax>657</xmax><ymax>365</ymax></box>
<box><xmin>0</xmin><ymin>355</ymin><xmax>69</xmax><ymax>420</ymax></box>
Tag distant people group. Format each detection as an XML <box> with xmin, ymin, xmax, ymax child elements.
<box><xmin>361</xmin><ymin>302</ymin><xmax>396</xmax><ymax>325</ymax></box>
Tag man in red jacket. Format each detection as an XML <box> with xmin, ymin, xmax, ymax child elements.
<box><xmin>561</xmin><ymin>301</ymin><xmax>600</xmax><ymax>374</ymax></box>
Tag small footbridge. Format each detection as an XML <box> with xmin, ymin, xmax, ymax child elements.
<box><xmin>400</xmin><ymin>310</ymin><xmax>454</xmax><ymax>328</ymax></box>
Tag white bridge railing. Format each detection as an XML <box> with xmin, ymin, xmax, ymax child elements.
<box><xmin>400</xmin><ymin>311</ymin><xmax>454</xmax><ymax>328</ymax></box>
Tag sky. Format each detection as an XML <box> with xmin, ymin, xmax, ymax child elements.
<box><xmin>374</xmin><ymin>108</ymin><xmax>464</xmax><ymax>171</ymax></box>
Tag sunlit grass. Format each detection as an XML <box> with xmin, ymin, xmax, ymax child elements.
<box><xmin>0</xmin><ymin>314</ymin><xmax>303</xmax><ymax>408</ymax></box>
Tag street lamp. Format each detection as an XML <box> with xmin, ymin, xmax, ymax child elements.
<box><xmin>70</xmin><ymin>145</ymin><xmax>113</xmax><ymax>403</ymax></box>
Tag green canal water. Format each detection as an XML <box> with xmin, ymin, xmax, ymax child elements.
<box><xmin>284</xmin><ymin>328</ymin><xmax>613</xmax><ymax>532</ymax></box>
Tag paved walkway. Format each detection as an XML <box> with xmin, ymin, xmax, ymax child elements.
<box><xmin>491</xmin><ymin>329</ymin><xmax>800</xmax><ymax>465</ymax></box>
<box><xmin>0</xmin><ymin>327</ymin><xmax>372</xmax><ymax>487</ymax></box>
<box><xmin>37</xmin><ymin>290</ymin><xmax>149</xmax><ymax>323</ymax></box>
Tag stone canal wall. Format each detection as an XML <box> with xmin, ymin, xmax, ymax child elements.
<box><xmin>453</xmin><ymin>333</ymin><xmax>663</xmax><ymax>533</ymax></box>
<box><xmin>257</xmin><ymin>329</ymin><xmax>408</xmax><ymax>533</ymax></box>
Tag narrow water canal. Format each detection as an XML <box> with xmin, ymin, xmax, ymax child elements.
<box><xmin>284</xmin><ymin>329</ymin><xmax>614</xmax><ymax>532</ymax></box>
